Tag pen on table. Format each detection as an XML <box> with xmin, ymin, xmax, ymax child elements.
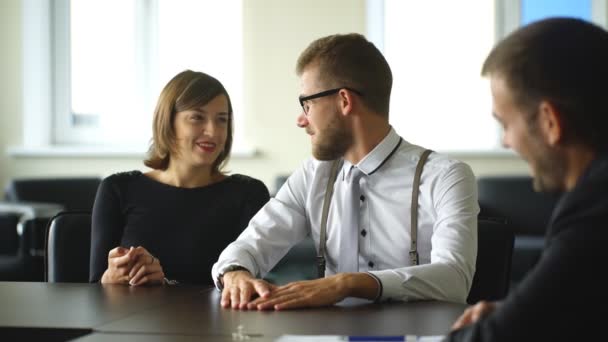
<box><xmin>348</xmin><ymin>336</ymin><xmax>405</xmax><ymax>341</ymax></box>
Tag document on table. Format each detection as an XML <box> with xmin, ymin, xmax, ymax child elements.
<box><xmin>275</xmin><ymin>335</ymin><xmax>445</xmax><ymax>342</ymax></box>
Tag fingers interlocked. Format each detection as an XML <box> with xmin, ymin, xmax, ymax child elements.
<box><xmin>103</xmin><ymin>246</ymin><xmax>164</xmax><ymax>286</ymax></box>
<box><xmin>127</xmin><ymin>247</ymin><xmax>164</xmax><ymax>286</ymax></box>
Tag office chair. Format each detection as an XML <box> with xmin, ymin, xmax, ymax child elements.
<box><xmin>45</xmin><ymin>211</ymin><xmax>92</xmax><ymax>283</ymax></box>
<box><xmin>0</xmin><ymin>203</ymin><xmax>64</xmax><ymax>281</ymax></box>
<box><xmin>467</xmin><ymin>217</ymin><xmax>515</xmax><ymax>304</ymax></box>
<box><xmin>0</xmin><ymin>218</ymin><xmax>46</xmax><ymax>281</ymax></box>
<box><xmin>477</xmin><ymin>176</ymin><xmax>558</xmax><ymax>285</ymax></box>
<box><xmin>0</xmin><ymin>177</ymin><xmax>100</xmax><ymax>281</ymax></box>
<box><xmin>0</xmin><ymin>213</ymin><xmax>20</xmax><ymax>255</ymax></box>
<box><xmin>477</xmin><ymin>176</ymin><xmax>557</xmax><ymax>236</ymax></box>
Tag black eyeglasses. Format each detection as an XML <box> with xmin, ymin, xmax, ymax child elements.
<box><xmin>298</xmin><ymin>87</ymin><xmax>363</xmax><ymax>115</ymax></box>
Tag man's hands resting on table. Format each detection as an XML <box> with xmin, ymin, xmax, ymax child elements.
<box><xmin>220</xmin><ymin>270</ymin><xmax>379</xmax><ymax>310</ymax></box>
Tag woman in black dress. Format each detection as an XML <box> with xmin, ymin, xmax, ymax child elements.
<box><xmin>90</xmin><ymin>70</ymin><xmax>270</xmax><ymax>286</ymax></box>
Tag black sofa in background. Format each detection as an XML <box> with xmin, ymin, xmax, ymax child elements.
<box><xmin>0</xmin><ymin>177</ymin><xmax>101</xmax><ymax>281</ymax></box>
<box><xmin>4</xmin><ymin>177</ymin><xmax>102</xmax><ymax>211</ymax></box>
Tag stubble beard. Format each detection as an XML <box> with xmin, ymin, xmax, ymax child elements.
<box><xmin>311</xmin><ymin>113</ymin><xmax>353</xmax><ymax>161</ymax></box>
<box><xmin>527</xmin><ymin>135</ymin><xmax>567</xmax><ymax>193</ymax></box>
<box><xmin>531</xmin><ymin>155</ymin><xmax>567</xmax><ymax>193</ymax></box>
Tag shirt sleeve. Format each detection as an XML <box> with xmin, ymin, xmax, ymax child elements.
<box><xmin>89</xmin><ymin>175</ymin><xmax>125</xmax><ymax>282</ymax></box>
<box><xmin>211</xmin><ymin>164</ymin><xmax>311</xmax><ymax>289</ymax></box>
<box><xmin>369</xmin><ymin>161</ymin><xmax>479</xmax><ymax>303</ymax></box>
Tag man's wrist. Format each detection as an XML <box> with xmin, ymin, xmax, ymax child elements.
<box><xmin>218</xmin><ymin>265</ymin><xmax>251</xmax><ymax>289</ymax></box>
<box><xmin>341</xmin><ymin>272</ymin><xmax>382</xmax><ymax>301</ymax></box>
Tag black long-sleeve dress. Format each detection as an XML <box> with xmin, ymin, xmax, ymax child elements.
<box><xmin>89</xmin><ymin>171</ymin><xmax>270</xmax><ymax>285</ymax></box>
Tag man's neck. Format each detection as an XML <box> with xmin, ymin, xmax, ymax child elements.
<box><xmin>344</xmin><ymin>113</ymin><xmax>391</xmax><ymax>165</ymax></box>
<box><xmin>563</xmin><ymin>146</ymin><xmax>596</xmax><ymax>191</ymax></box>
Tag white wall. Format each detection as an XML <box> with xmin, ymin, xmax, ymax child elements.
<box><xmin>0</xmin><ymin>0</ymin><xmax>529</xmax><ymax>195</ymax></box>
<box><xmin>1</xmin><ymin>0</ymin><xmax>25</xmax><ymax>189</ymax></box>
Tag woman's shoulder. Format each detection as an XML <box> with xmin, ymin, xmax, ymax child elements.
<box><xmin>229</xmin><ymin>174</ymin><xmax>266</xmax><ymax>187</ymax></box>
<box><xmin>102</xmin><ymin>170</ymin><xmax>144</xmax><ymax>187</ymax></box>
<box><xmin>95</xmin><ymin>171</ymin><xmax>144</xmax><ymax>202</ymax></box>
<box><xmin>228</xmin><ymin>174</ymin><xmax>269</xmax><ymax>194</ymax></box>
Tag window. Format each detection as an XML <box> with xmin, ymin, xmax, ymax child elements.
<box><xmin>22</xmin><ymin>0</ymin><xmax>245</xmax><ymax>153</ymax></box>
<box><xmin>521</xmin><ymin>0</ymin><xmax>591</xmax><ymax>25</ymax></box>
<box><xmin>367</xmin><ymin>0</ymin><xmax>607</xmax><ymax>153</ymax></box>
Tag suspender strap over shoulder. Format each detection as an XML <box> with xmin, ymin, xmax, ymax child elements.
<box><xmin>316</xmin><ymin>148</ymin><xmax>432</xmax><ymax>278</ymax></box>
<box><xmin>409</xmin><ymin>149</ymin><xmax>432</xmax><ymax>266</ymax></box>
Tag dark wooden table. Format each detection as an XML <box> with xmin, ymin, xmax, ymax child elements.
<box><xmin>0</xmin><ymin>282</ymin><xmax>203</xmax><ymax>340</ymax></box>
<box><xmin>0</xmin><ymin>282</ymin><xmax>467</xmax><ymax>340</ymax></box>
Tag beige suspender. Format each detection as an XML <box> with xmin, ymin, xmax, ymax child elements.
<box><xmin>409</xmin><ymin>149</ymin><xmax>432</xmax><ymax>265</ymax></box>
<box><xmin>316</xmin><ymin>149</ymin><xmax>433</xmax><ymax>278</ymax></box>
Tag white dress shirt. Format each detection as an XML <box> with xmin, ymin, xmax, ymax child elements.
<box><xmin>212</xmin><ymin>127</ymin><xmax>479</xmax><ymax>303</ymax></box>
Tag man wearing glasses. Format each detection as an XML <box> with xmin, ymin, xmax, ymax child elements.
<box><xmin>212</xmin><ymin>33</ymin><xmax>479</xmax><ymax>310</ymax></box>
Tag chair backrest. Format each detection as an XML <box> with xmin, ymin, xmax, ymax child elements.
<box><xmin>0</xmin><ymin>213</ymin><xmax>20</xmax><ymax>255</ymax></box>
<box><xmin>5</xmin><ymin>177</ymin><xmax>102</xmax><ymax>211</ymax></box>
<box><xmin>265</xmin><ymin>237</ymin><xmax>317</xmax><ymax>284</ymax></box>
<box><xmin>477</xmin><ymin>176</ymin><xmax>558</xmax><ymax>236</ymax></box>
<box><xmin>467</xmin><ymin>217</ymin><xmax>515</xmax><ymax>304</ymax></box>
<box><xmin>45</xmin><ymin>211</ymin><xmax>92</xmax><ymax>283</ymax></box>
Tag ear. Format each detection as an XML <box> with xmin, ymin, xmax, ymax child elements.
<box><xmin>337</xmin><ymin>88</ymin><xmax>355</xmax><ymax>116</ymax></box>
<box><xmin>537</xmin><ymin>100</ymin><xmax>563</xmax><ymax>146</ymax></box>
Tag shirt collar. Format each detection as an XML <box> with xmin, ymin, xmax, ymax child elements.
<box><xmin>342</xmin><ymin>127</ymin><xmax>401</xmax><ymax>179</ymax></box>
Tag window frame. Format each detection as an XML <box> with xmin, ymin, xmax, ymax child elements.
<box><xmin>17</xmin><ymin>0</ymin><xmax>254</xmax><ymax>157</ymax></box>
<box><xmin>365</xmin><ymin>0</ymin><xmax>608</xmax><ymax>155</ymax></box>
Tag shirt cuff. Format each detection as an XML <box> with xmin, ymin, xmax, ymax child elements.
<box><xmin>365</xmin><ymin>272</ymin><xmax>383</xmax><ymax>302</ymax></box>
<box><xmin>368</xmin><ymin>269</ymin><xmax>408</xmax><ymax>302</ymax></box>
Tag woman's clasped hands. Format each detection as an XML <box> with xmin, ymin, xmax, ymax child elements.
<box><xmin>101</xmin><ymin>246</ymin><xmax>165</xmax><ymax>286</ymax></box>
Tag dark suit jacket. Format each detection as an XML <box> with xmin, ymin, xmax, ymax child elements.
<box><xmin>446</xmin><ymin>155</ymin><xmax>608</xmax><ymax>341</ymax></box>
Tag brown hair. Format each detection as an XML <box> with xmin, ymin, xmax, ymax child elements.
<box><xmin>482</xmin><ymin>17</ymin><xmax>608</xmax><ymax>152</ymax></box>
<box><xmin>144</xmin><ymin>70</ymin><xmax>233</xmax><ymax>172</ymax></box>
<box><xmin>296</xmin><ymin>33</ymin><xmax>392</xmax><ymax>116</ymax></box>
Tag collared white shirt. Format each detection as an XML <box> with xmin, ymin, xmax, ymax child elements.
<box><xmin>212</xmin><ymin>128</ymin><xmax>479</xmax><ymax>303</ymax></box>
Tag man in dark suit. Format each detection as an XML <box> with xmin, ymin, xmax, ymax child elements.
<box><xmin>446</xmin><ymin>17</ymin><xmax>608</xmax><ymax>341</ymax></box>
